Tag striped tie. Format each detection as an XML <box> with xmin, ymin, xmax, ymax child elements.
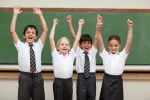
<box><xmin>84</xmin><ymin>52</ymin><xmax>90</xmax><ymax>78</ymax></box>
<box><xmin>29</xmin><ymin>44</ymin><xmax>36</xmax><ymax>73</ymax></box>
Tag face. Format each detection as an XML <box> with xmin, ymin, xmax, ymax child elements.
<box><xmin>108</xmin><ymin>39</ymin><xmax>121</xmax><ymax>54</ymax></box>
<box><xmin>80</xmin><ymin>41</ymin><xmax>92</xmax><ymax>52</ymax></box>
<box><xmin>23</xmin><ymin>28</ymin><xmax>37</xmax><ymax>44</ymax></box>
<box><xmin>57</xmin><ymin>39</ymin><xmax>70</xmax><ymax>55</ymax></box>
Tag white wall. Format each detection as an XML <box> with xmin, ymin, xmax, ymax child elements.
<box><xmin>0</xmin><ymin>0</ymin><xmax>150</xmax><ymax>8</ymax></box>
<box><xmin>0</xmin><ymin>79</ymin><xmax>150</xmax><ymax>100</ymax></box>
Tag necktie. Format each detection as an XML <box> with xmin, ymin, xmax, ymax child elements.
<box><xmin>29</xmin><ymin>44</ymin><xmax>36</xmax><ymax>73</ymax></box>
<box><xmin>84</xmin><ymin>52</ymin><xmax>90</xmax><ymax>78</ymax></box>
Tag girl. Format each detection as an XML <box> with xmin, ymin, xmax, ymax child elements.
<box><xmin>96</xmin><ymin>18</ymin><xmax>133</xmax><ymax>100</ymax></box>
<box><xmin>49</xmin><ymin>18</ymin><xmax>84</xmax><ymax>100</ymax></box>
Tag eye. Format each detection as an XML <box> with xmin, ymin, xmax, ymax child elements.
<box><xmin>115</xmin><ymin>45</ymin><xmax>118</xmax><ymax>47</ymax></box>
<box><xmin>32</xmin><ymin>31</ymin><xmax>36</xmax><ymax>34</ymax></box>
<box><xmin>109</xmin><ymin>45</ymin><xmax>112</xmax><ymax>47</ymax></box>
<box><xmin>26</xmin><ymin>31</ymin><xmax>30</xmax><ymax>34</ymax></box>
<box><xmin>83</xmin><ymin>42</ymin><xmax>86</xmax><ymax>44</ymax></box>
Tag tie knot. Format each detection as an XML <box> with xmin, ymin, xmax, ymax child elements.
<box><xmin>84</xmin><ymin>52</ymin><xmax>88</xmax><ymax>55</ymax></box>
<box><xmin>29</xmin><ymin>44</ymin><xmax>33</xmax><ymax>47</ymax></box>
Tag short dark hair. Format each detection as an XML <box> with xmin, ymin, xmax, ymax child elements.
<box><xmin>79</xmin><ymin>34</ymin><xmax>92</xmax><ymax>44</ymax></box>
<box><xmin>108</xmin><ymin>35</ymin><xmax>121</xmax><ymax>44</ymax></box>
<box><xmin>23</xmin><ymin>25</ymin><xmax>38</xmax><ymax>36</ymax></box>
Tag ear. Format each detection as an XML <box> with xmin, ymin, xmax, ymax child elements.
<box><xmin>35</xmin><ymin>36</ymin><xmax>38</xmax><ymax>39</ymax></box>
<box><xmin>23</xmin><ymin>35</ymin><xmax>25</xmax><ymax>38</ymax></box>
<box><xmin>119</xmin><ymin>44</ymin><xmax>121</xmax><ymax>48</ymax></box>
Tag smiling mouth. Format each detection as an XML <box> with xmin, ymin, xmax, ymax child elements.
<box><xmin>28</xmin><ymin>37</ymin><xmax>33</xmax><ymax>39</ymax></box>
<box><xmin>85</xmin><ymin>48</ymin><xmax>89</xmax><ymax>50</ymax></box>
<box><xmin>62</xmin><ymin>49</ymin><xmax>67</xmax><ymax>51</ymax></box>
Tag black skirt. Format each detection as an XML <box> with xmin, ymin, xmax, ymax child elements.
<box><xmin>99</xmin><ymin>73</ymin><xmax>123</xmax><ymax>100</ymax></box>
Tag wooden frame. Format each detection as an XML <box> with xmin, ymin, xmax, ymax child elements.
<box><xmin>0</xmin><ymin>7</ymin><xmax>150</xmax><ymax>72</ymax></box>
<box><xmin>0</xmin><ymin>7</ymin><xmax>150</xmax><ymax>12</ymax></box>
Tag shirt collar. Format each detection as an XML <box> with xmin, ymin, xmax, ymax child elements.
<box><xmin>82</xmin><ymin>50</ymin><xmax>90</xmax><ymax>55</ymax></box>
<box><xmin>57</xmin><ymin>49</ymin><xmax>70</xmax><ymax>55</ymax></box>
<box><xmin>108</xmin><ymin>51</ymin><xmax>120</xmax><ymax>55</ymax></box>
<box><xmin>25</xmin><ymin>42</ymin><xmax>35</xmax><ymax>47</ymax></box>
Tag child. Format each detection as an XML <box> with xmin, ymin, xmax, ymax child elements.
<box><xmin>10</xmin><ymin>6</ymin><xmax>48</xmax><ymax>100</ymax></box>
<box><xmin>49</xmin><ymin>18</ymin><xmax>84</xmax><ymax>100</ymax></box>
<box><xmin>67</xmin><ymin>15</ymin><xmax>100</xmax><ymax>100</ymax></box>
<box><xmin>96</xmin><ymin>17</ymin><xmax>133</xmax><ymax>100</ymax></box>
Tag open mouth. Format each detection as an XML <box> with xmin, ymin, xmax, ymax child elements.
<box><xmin>62</xmin><ymin>49</ymin><xmax>67</xmax><ymax>51</ymax></box>
<box><xmin>85</xmin><ymin>48</ymin><xmax>89</xmax><ymax>50</ymax></box>
<box><xmin>28</xmin><ymin>37</ymin><xmax>33</xmax><ymax>39</ymax></box>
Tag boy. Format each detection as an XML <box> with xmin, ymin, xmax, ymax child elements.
<box><xmin>67</xmin><ymin>15</ymin><xmax>101</xmax><ymax>100</ymax></box>
<box><xmin>10</xmin><ymin>6</ymin><xmax>48</xmax><ymax>100</ymax></box>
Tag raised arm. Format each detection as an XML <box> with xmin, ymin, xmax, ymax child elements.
<box><xmin>33</xmin><ymin>8</ymin><xmax>48</xmax><ymax>44</ymax></box>
<box><xmin>10</xmin><ymin>6</ymin><xmax>22</xmax><ymax>44</ymax></box>
<box><xmin>125</xmin><ymin>19</ymin><xmax>133</xmax><ymax>54</ymax></box>
<box><xmin>66</xmin><ymin>15</ymin><xmax>76</xmax><ymax>40</ymax></box>
<box><xmin>73</xmin><ymin>19</ymin><xmax>84</xmax><ymax>52</ymax></box>
<box><xmin>93</xmin><ymin>15</ymin><xmax>102</xmax><ymax>48</ymax></box>
<box><xmin>49</xmin><ymin>18</ymin><xmax>58</xmax><ymax>52</ymax></box>
<box><xmin>96</xmin><ymin>16</ymin><xmax>104</xmax><ymax>53</ymax></box>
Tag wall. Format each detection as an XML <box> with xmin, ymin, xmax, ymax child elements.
<box><xmin>0</xmin><ymin>0</ymin><xmax>150</xmax><ymax>8</ymax></box>
<box><xmin>1</xmin><ymin>77</ymin><xmax>150</xmax><ymax>100</ymax></box>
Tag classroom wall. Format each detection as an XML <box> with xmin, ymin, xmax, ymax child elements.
<box><xmin>0</xmin><ymin>79</ymin><xmax>150</xmax><ymax>100</ymax></box>
<box><xmin>0</xmin><ymin>0</ymin><xmax>150</xmax><ymax>8</ymax></box>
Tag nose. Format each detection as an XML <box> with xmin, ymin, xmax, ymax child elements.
<box><xmin>111</xmin><ymin>46</ymin><xmax>116</xmax><ymax>50</ymax></box>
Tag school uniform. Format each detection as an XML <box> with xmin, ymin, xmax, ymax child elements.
<box><xmin>15</xmin><ymin>39</ymin><xmax>45</xmax><ymax>100</ymax></box>
<box><xmin>76</xmin><ymin>46</ymin><xmax>97</xmax><ymax>100</ymax></box>
<box><xmin>99</xmin><ymin>48</ymin><xmax>128</xmax><ymax>100</ymax></box>
<box><xmin>52</xmin><ymin>48</ymin><xmax>76</xmax><ymax>100</ymax></box>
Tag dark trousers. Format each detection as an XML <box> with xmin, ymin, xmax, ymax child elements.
<box><xmin>18</xmin><ymin>72</ymin><xmax>45</xmax><ymax>100</ymax></box>
<box><xmin>77</xmin><ymin>73</ymin><xmax>96</xmax><ymax>100</ymax></box>
<box><xmin>99</xmin><ymin>73</ymin><xmax>123</xmax><ymax>100</ymax></box>
<box><xmin>53</xmin><ymin>78</ymin><xmax>73</xmax><ymax>100</ymax></box>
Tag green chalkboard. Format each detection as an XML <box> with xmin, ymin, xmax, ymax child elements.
<box><xmin>0</xmin><ymin>10</ymin><xmax>150</xmax><ymax>64</ymax></box>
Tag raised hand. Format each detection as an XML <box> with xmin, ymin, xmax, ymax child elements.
<box><xmin>79</xmin><ymin>19</ymin><xmax>84</xmax><ymax>25</ymax></box>
<box><xmin>66</xmin><ymin>15</ymin><xmax>72</xmax><ymax>23</ymax></box>
<box><xmin>97</xmin><ymin>15</ymin><xmax>102</xmax><ymax>22</ymax></box>
<box><xmin>13</xmin><ymin>6</ymin><xmax>22</xmax><ymax>15</ymax></box>
<box><xmin>53</xmin><ymin>18</ymin><xmax>58</xmax><ymax>25</ymax></box>
<box><xmin>33</xmin><ymin>8</ymin><xmax>42</xmax><ymax>15</ymax></box>
<box><xmin>96</xmin><ymin>20</ymin><xmax>103</xmax><ymax>31</ymax></box>
<box><xmin>127</xmin><ymin>19</ymin><xmax>133</xmax><ymax>29</ymax></box>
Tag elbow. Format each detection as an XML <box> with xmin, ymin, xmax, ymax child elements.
<box><xmin>49</xmin><ymin>36</ymin><xmax>53</xmax><ymax>41</ymax></box>
<box><xmin>44</xmin><ymin>28</ymin><xmax>48</xmax><ymax>34</ymax></box>
<box><xmin>72</xmin><ymin>37</ymin><xmax>76</xmax><ymax>40</ymax></box>
<box><xmin>10</xmin><ymin>29</ymin><xmax>15</xmax><ymax>34</ymax></box>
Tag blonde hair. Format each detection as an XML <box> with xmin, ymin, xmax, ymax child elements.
<box><xmin>57</xmin><ymin>37</ymin><xmax>70</xmax><ymax>49</ymax></box>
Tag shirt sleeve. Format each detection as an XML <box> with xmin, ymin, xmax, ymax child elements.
<box><xmin>37</xmin><ymin>39</ymin><xmax>44</xmax><ymax>49</ymax></box>
<box><xmin>121</xmin><ymin>48</ymin><xmax>129</xmax><ymax>60</ymax></box>
<box><xmin>14</xmin><ymin>39</ymin><xmax>23</xmax><ymax>51</ymax></box>
<box><xmin>91</xmin><ymin>45</ymin><xmax>97</xmax><ymax>55</ymax></box>
<box><xmin>70</xmin><ymin>48</ymin><xmax>76</xmax><ymax>58</ymax></box>
<box><xmin>51</xmin><ymin>48</ymin><xmax>57</xmax><ymax>58</ymax></box>
<box><xmin>76</xmin><ymin>46</ymin><xmax>81</xmax><ymax>56</ymax></box>
<box><xmin>99</xmin><ymin>48</ymin><xmax>107</xmax><ymax>59</ymax></box>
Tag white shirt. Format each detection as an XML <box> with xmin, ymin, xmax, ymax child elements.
<box><xmin>52</xmin><ymin>48</ymin><xmax>76</xmax><ymax>79</ymax></box>
<box><xmin>100</xmin><ymin>48</ymin><xmax>128</xmax><ymax>75</ymax></box>
<box><xmin>15</xmin><ymin>39</ymin><xmax>44</xmax><ymax>73</ymax></box>
<box><xmin>75</xmin><ymin>46</ymin><xmax>97</xmax><ymax>73</ymax></box>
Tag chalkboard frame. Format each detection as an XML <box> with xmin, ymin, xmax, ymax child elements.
<box><xmin>0</xmin><ymin>7</ymin><xmax>150</xmax><ymax>65</ymax></box>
